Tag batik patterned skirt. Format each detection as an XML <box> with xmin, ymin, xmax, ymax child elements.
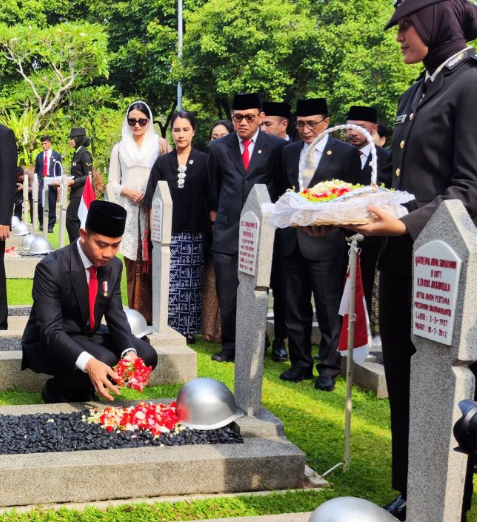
<box><xmin>168</xmin><ymin>231</ymin><xmax>204</xmax><ymax>335</ymax></box>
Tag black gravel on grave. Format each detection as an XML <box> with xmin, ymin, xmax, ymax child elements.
<box><xmin>8</xmin><ymin>306</ymin><xmax>32</xmax><ymax>316</ymax></box>
<box><xmin>0</xmin><ymin>338</ymin><xmax>22</xmax><ymax>351</ymax></box>
<box><xmin>369</xmin><ymin>351</ymin><xmax>384</xmax><ymax>366</ymax></box>
<box><xmin>0</xmin><ymin>411</ymin><xmax>243</xmax><ymax>455</ymax></box>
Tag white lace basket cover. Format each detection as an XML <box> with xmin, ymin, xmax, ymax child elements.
<box><xmin>266</xmin><ymin>124</ymin><xmax>415</xmax><ymax>227</ymax></box>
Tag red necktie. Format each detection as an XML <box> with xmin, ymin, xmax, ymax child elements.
<box><xmin>88</xmin><ymin>266</ymin><xmax>98</xmax><ymax>330</ymax></box>
<box><xmin>43</xmin><ymin>153</ymin><xmax>48</xmax><ymax>177</ymax></box>
<box><xmin>242</xmin><ymin>140</ymin><xmax>251</xmax><ymax>171</ymax></box>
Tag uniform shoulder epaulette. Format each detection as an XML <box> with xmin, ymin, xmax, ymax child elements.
<box><xmin>445</xmin><ymin>50</ymin><xmax>468</xmax><ymax>70</ymax></box>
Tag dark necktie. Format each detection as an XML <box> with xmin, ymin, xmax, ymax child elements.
<box><xmin>242</xmin><ymin>140</ymin><xmax>251</xmax><ymax>171</ymax></box>
<box><xmin>88</xmin><ymin>266</ymin><xmax>98</xmax><ymax>330</ymax></box>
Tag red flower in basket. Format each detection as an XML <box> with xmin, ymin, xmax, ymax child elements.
<box><xmin>113</xmin><ymin>356</ymin><xmax>152</xmax><ymax>392</ymax></box>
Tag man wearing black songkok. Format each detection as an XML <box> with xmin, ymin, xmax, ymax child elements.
<box><xmin>21</xmin><ymin>201</ymin><xmax>158</xmax><ymax>403</ymax></box>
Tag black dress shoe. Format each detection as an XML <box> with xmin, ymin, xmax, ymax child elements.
<box><xmin>186</xmin><ymin>334</ymin><xmax>196</xmax><ymax>344</ymax></box>
<box><xmin>383</xmin><ymin>494</ymin><xmax>406</xmax><ymax>521</ymax></box>
<box><xmin>48</xmin><ymin>227</ymin><xmax>54</xmax><ymax>233</ymax></box>
<box><xmin>211</xmin><ymin>350</ymin><xmax>235</xmax><ymax>363</ymax></box>
<box><xmin>315</xmin><ymin>374</ymin><xmax>336</xmax><ymax>391</ymax></box>
<box><xmin>41</xmin><ymin>379</ymin><xmax>68</xmax><ymax>404</ymax></box>
<box><xmin>280</xmin><ymin>368</ymin><xmax>313</xmax><ymax>382</ymax></box>
<box><xmin>271</xmin><ymin>339</ymin><xmax>288</xmax><ymax>362</ymax></box>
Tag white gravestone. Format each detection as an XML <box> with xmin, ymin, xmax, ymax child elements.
<box><xmin>238</xmin><ymin>211</ymin><xmax>260</xmax><ymax>276</ymax></box>
<box><xmin>32</xmin><ymin>174</ymin><xmax>39</xmax><ymax>232</ymax></box>
<box><xmin>22</xmin><ymin>174</ymin><xmax>29</xmax><ymax>224</ymax></box>
<box><xmin>407</xmin><ymin>200</ymin><xmax>477</xmax><ymax>522</ymax></box>
<box><xmin>234</xmin><ymin>184</ymin><xmax>275</xmax><ymax>417</ymax></box>
<box><xmin>151</xmin><ymin>181</ymin><xmax>172</xmax><ymax>335</ymax></box>
<box><xmin>42</xmin><ymin>183</ymin><xmax>49</xmax><ymax>239</ymax></box>
<box><xmin>58</xmin><ymin>175</ymin><xmax>68</xmax><ymax>248</ymax></box>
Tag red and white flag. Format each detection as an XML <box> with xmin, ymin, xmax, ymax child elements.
<box><xmin>78</xmin><ymin>175</ymin><xmax>96</xmax><ymax>228</ymax></box>
<box><xmin>337</xmin><ymin>255</ymin><xmax>371</xmax><ymax>363</ymax></box>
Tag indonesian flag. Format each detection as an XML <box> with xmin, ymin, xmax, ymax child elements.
<box><xmin>337</xmin><ymin>255</ymin><xmax>371</xmax><ymax>363</ymax></box>
<box><xmin>78</xmin><ymin>175</ymin><xmax>96</xmax><ymax>228</ymax></box>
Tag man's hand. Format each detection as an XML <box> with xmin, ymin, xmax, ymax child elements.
<box><xmin>0</xmin><ymin>225</ymin><xmax>10</xmax><ymax>242</ymax></box>
<box><xmin>344</xmin><ymin>205</ymin><xmax>408</xmax><ymax>237</ymax></box>
<box><xmin>67</xmin><ymin>179</ymin><xmax>75</xmax><ymax>187</ymax></box>
<box><xmin>85</xmin><ymin>358</ymin><xmax>120</xmax><ymax>401</ymax></box>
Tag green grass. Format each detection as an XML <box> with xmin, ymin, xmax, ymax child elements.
<box><xmin>3</xmin><ymin>226</ymin><xmax>477</xmax><ymax>521</ymax></box>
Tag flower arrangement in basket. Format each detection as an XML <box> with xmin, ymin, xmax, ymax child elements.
<box><xmin>267</xmin><ymin>124</ymin><xmax>415</xmax><ymax>228</ymax></box>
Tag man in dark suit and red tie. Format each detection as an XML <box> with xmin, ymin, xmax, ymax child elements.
<box><xmin>280</xmin><ymin>98</ymin><xmax>361</xmax><ymax>391</ymax></box>
<box><xmin>21</xmin><ymin>201</ymin><xmax>158</xmax><ymax>403</ymax></box>
<box><xmin>0</xmin><ymin>123</ymin><xmax>18</xmax><ymax>330</ymax></box>
<box><xmin>208</xmin><ymin>93</ymin><xmax>287</xmax><ymax>363</ymax></box>
<box><xmin>34</xmin><ymin>135</ymin><xmax>62</xmax><ymax>233</ymax></box>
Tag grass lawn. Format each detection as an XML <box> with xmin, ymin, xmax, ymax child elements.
<box><xmin>3</xmin><ymin>225</ymin><xmax>477</xmax><ymax>520</ymax></box>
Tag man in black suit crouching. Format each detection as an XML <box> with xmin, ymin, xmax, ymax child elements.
<box><xmin>280</xmin><ymin>98</ymin><xmax>361</xmax><ymax>391</ymax></box>
<box><xmin>21</xmin><ymin>200</ymin><xmax>158</xmax><ymax>403</ymax></box>
<box><xmin>208</xmin><ymin>93</ymin><xmax>287</xmax><ymax>363</ymax></box>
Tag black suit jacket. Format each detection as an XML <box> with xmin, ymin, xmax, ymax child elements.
<box><xmin>280</xmin><ymin>136</ymin><xmax>361</xmax><ymax>261</ymax></box>
<box><xmin>380</xmin><ymin>50</ymin><xmax>477</xmax><ymax>275</ymax></box>
<box><xmin>0</xmin><ymin>124</ymin><xmax>18</xmax><ymax>227</ymax></box>
<box><xmin>22</xmin><ymin>243</ymin><xmax>136</xmax><ymax>373</ymax></box>
<box><xmin>359</xmin><ymin>146</ymin><xmax>391</xmax><ymax>188</ymax></box>
<box><xmin>34</xmin><ymin>150</ymin><xmax>62</xmax><ymax>204</ymax></box>
<box><xmin>208</xmin><ymin>130</ymin><xmax>287</xmax><ymax>254</ymax></box>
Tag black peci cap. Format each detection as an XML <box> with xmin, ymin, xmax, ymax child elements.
<box><xmin>262</xmin><ymin>101</ymin><xmax>292</xmax><ymax>119</ymax></box>
<box><xmin>232</xmin><ymin>93</ymin><xmax>262</xmax><ymax>111</ymax></box>
<box><xmin>85</xmin><ymin>201</ymin><xmax>127</xmax><ymax>237</ymax></box>
<box><xmin>296</xmin><ymin>98</ymin><xmax>328</xmax><ymax>117</ymax></box>
<box><xmin>69</xmin><ymin>127</ymin><xmax>86</xmax><ymax>138</ymax></box>
<box><xmin>346</xmin><ymin>105</ymin><xmax>378</xmax><ymax>123</ymax></box>
<box><xmin>385</xmin><ymin>0</ymin><xmax>447</xmax><ymax>30</ymax></box>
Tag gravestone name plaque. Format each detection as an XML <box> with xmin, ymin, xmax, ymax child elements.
<box><xmin>151</xmin><ymin>197</ymin><xmax>163</xmax><ymax>244</ymax></box>
<box><xmin>413</xmin><ymin>240</ymin><xmax>462</xmax><ymax>345</ymax></box>
<box><xmin>238</xmin><ymin>211</ymin><xmax>260</xmax><ymax>276</ymax></box>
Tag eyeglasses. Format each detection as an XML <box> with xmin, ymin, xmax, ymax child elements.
<box><xmin>127</xmin><ymin>118</ymin><xmax>149</xmax><ymax>127</ymax></box>
<box><xmin>232</xmin><ymin>113</ymin><xmax>259</xmax><ymax>123</ymax></box>
<box><xmin>296</xmin><ymin>117</ymin><xmax>327</xmax><ymax>130</ymax></box>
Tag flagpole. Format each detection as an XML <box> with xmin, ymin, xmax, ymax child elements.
<box><xmin>343</xmin><ymin>233</ymin><xmax>363</xmax><ymax>473</ymax></box>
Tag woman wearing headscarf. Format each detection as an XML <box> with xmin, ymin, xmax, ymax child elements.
<box><xmin>108</xmin><ymin>101</ymin><xmax>171</xmax><ymax>323</ymax></box>
<box><xmin>66</xmin><ymin>127</ymin><xmax>93</xmax><ymax>243</ymax></box>
<box><xmin>346</xmin><ymin>0</ymin><xmax>477</xmax><ymax>519</ymax></box>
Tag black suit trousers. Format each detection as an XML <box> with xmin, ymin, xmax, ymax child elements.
<box><xmin>0</xmin><ymin>242</ymin><xmax>6</xmax><ymax>330</ymax></box>
<box><xmin>283</xmin><ymin>248</ymin><xmax>344</xmax><ymax>377</ymax></box>
<box><xmin>66</xmin><ymin>196</ymin><xmax>81</xmax><ymax>243</ymax></box>
<box><xmin>39</xmin><ymin>186</ymin><xmax>58</xmax><ymax>229</ymax></box>
<box><xmin>44</xmin><ymin>332</ymin><xmax>158</xmax><ymax>399</ymax></box>
<box><xmin>213</xmin><ymin>251</ymin><xmax>239</xmax><ymax>354</ymax></box>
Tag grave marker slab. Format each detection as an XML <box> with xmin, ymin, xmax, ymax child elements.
<box><xmin>407</xmin><ymin>200</ymin><xmax>477</xmax><ymax>522</ymax></box>
<box><xmin>151</xmin><ymin>180</ymin><xmax>173</xmax><ymax>335</ymax></box>
<box><xmin>235</xmin><ymin>184</ymin><xmax>275</xmax><ymax>417</ymax></box>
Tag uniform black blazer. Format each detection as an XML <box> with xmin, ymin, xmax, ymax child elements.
<box><xmin>279</xmin><ymin>136</ymin><xmax>361</xmax><ymax>261</ymax></box>
<box><xmin>144</xmin><ymin>148</ymin><xmax>209</xmax><ymax>233</ymax></box>
<box><xmin>0</xmin><ymin>124</ymin><xmax>18</xmax><ymax>226</ymax></box>
<box><xmin>22</xmin><ymin>243</ymin><xmax>136</xmax><ymax>374</ymax></box>
<box><xmin>70</xmin><ymin>146</ymin><xmax>93</xmax><ymax>198</ymax></box>
<box><xmin>208</xmin><ymin>130</ymin><xmax>287</xmax><ymax>254</ymax></box>
<box><xmin>359</xmin><ymin>146</ymin><xmax>391</xmax><ymax>188</ymax></box>
<box><xmin>380</xmin><ymin>50</ymin><xmax>477</xmax><ymax>274</ymax></box>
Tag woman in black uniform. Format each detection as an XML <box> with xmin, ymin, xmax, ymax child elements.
<box><xmin>66</xmin><ymin>127</ymin><xmax>93</xmax><ymax>243</ymax></box>
<box><xmin>348</xmin><ymin>0</ymin><xmax>477</xmax><ymax>519</ymax></box>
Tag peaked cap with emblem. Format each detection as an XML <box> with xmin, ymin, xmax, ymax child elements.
<box><xmin>385</xmin><ymin>0</ymin><xmax>447</xmax><ymax>29</ymax></box>
<box><xmin>69</xmin><ymin>127</ymin><xmax>86</xmax><ymax>138</ymax></box>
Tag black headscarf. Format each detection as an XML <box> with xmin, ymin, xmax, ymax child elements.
<box><xmin>74</xmin><ymin>135</ymin><xmax>91</xmax><ymax>148</ymax></box>
<box><xmin>410</xmin><ymin>0</ymin><xmax>477</xmax><ymax>73</ymax></box>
